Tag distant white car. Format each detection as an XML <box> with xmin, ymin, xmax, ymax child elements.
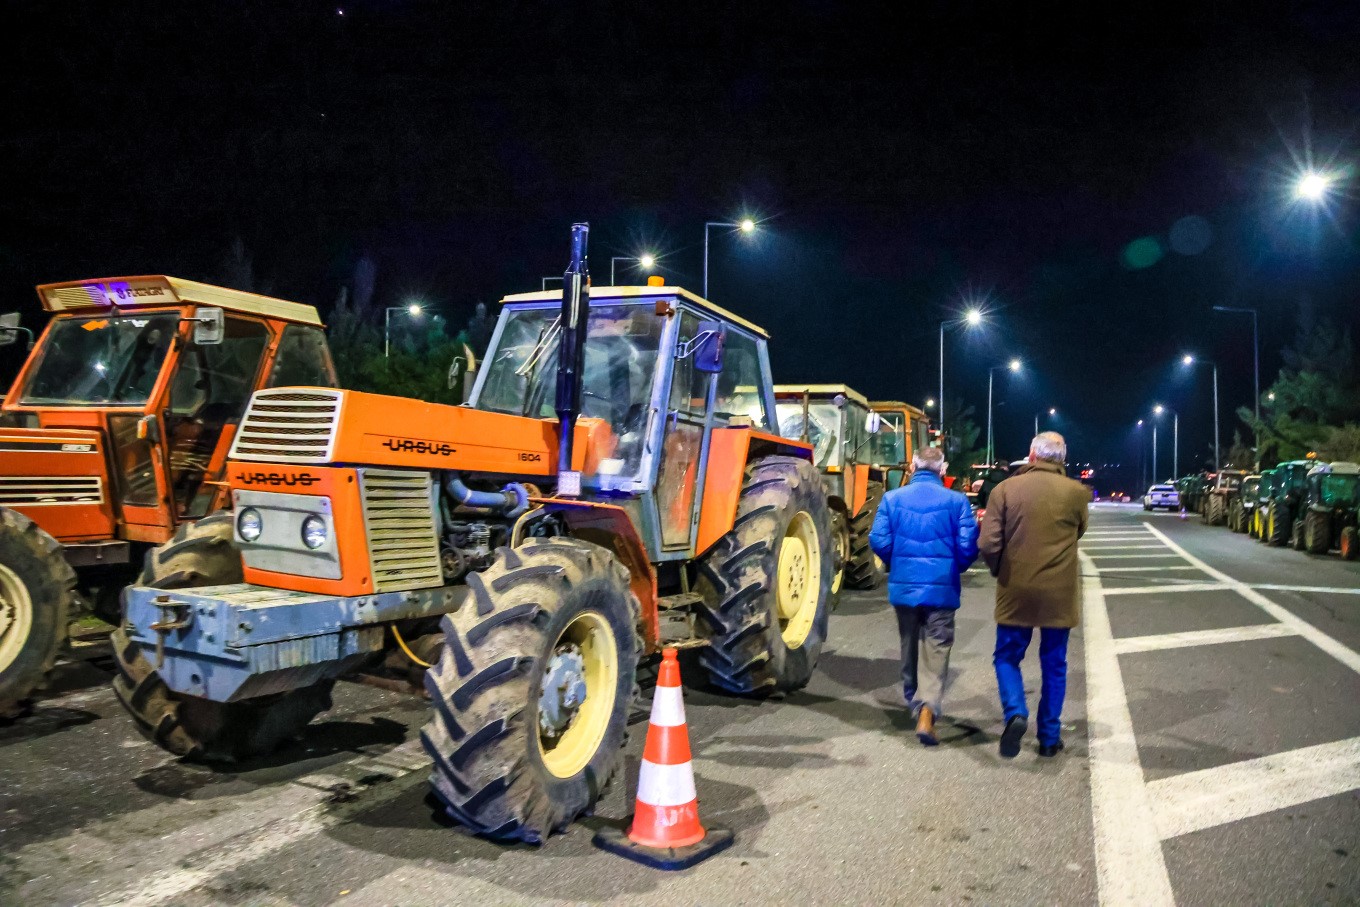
<box><xmin>1143</xmin><ymin>484</ymin><xmax>1180</xmax><ymax>511</ymax></box>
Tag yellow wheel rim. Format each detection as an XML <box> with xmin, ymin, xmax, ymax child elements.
<box><xmin>537</xmin><ymin>610</ymin><xmax>619</xmax><ymax>779</ymax></box>
<box><xmin>832</xmin><ymin>522</ymin><xmax>848</xmax><ymax>594</ymax></box>
<box><xmin>0</xmin><ymin>562</ymin><xmax>33</xmax><ymax>673</ymax></box>
<box><xmin>777</xmin><ymin>510</ymin><xmax>822</xmax><ymax>649</ymax></box>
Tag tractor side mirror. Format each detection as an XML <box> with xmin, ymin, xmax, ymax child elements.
<box><xmin>0</xmin><ymin>313</ymin><xmax>34</xmax><ymax>350</ymax></box>
<box><xmin>865</xmin><ymin>411</ymin><xmax>883</xmax><ymax>434</ymax></box>
<box><xmin>682</xmin><ymin>320</ymin><xmax>725</xmax><ymax>374</ymax></box>
<box><xmin>190</xmin><ymin>307</ymin><xmax>224</xmax><ymax>345</ymax></box>
<box><xmin>135</xmin><ymin>414</ymin><xmax>161</xmax><ymax>443</ymax></box>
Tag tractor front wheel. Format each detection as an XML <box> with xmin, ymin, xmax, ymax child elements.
<box><xmin>829</xmin><ymin>510</ymin><xmax>849</xmax><ymax>604</ymax></box>
<box><xmin>1267</xmin><ymin>505</ymin><xmax>1291</xmax><ymax>547</ymax></box>
<box><xmin>1205</xmin><ymin>494</ymin><xmax>1227</xmax><ymax>526</ymax></box>
<box><xmin>1304</xmin><ymin>511</ymin><xmax>1331</xmax><ymax>554</ymax></box>
<box><xmin>1290</xmin><ymin>519</ymin><xmax>1306</xmax><ymax>551</ymax></box>
<box><xmin>845</xmin><ymin>481</ymin><xmax>885</xmax><ymax>590</ymax></box>
<box><xmin>421</xmin><ymin>538</ymin><xmax>639</xmax><ymax>844</ymax></box>
<box><xmin>0</xmin><ymin>509</ymin><xmax>77</xmax><ymax>718</ymax></box>
<box><xmin>1340</xmin><ymin>527</ymin><xmax>1359</xmax><ymax>561</ymax></box>
<box><xmin>696</xmin><ymin>455</ymin><xmax>835</xmax><ymax>695</ymax></box>
<box><xmin>112</xmin><ymin>511</ymin><xmax>335</xmax><ymax>761</ymax></box>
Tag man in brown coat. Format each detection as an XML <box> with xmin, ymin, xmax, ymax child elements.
<box><xmin>978</xmin><ymin>431</ymin><xmax>1089</xmax><ymax>759</ymax></box>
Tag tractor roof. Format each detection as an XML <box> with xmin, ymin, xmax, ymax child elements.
<box><xmin>1318</xmin><ymin>461</ymin><xmax>1360</xmax><ymax>476</ymax></box>
<box><xmin>35</xmin><ymin>276</ymin><xmax>322</xmax><ymax>326</ymax></box>
<box><xmin>500</xmin><ymin>285</ymin><xmax>768</xmax><ymax>337</ymax></box>
<box><xmin>773</xmin><ymin>384</ymin><xmax>870</xmax><ymax>407</ymax></box>
<box><xmin>869</xmin><ymin>400</ymin><xmax>929</xmax><ymax>419</ymax></box>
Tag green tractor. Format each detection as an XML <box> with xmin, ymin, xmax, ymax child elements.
<box><xmin>1228</xmin><ymin>474</ymin><xmax>1261</xmax><ymax>533</ymax></box>
<box><xmin>1298</xmin><ymin>462</ymin><xmax>1360</xmax><ymax>558</ymax></box>
<box><xmin>1262</xmin><ymin>460</ymin><xmax>1314</xmax><ymax>547</ymax></box>
<box><xmin>1176</xmin><ymin>473</ymin><xmax>1211</xmax><ymax>517</ymax></box>
<box><xmin>1202</xmin><ymin>469</ymin><xmax>1248</xmax><ymax>527</ymax></box>
<box><xmin>1249</xmin><ymin>469</ymin><xmax>1277</xmax><ymax>539</ymax></box>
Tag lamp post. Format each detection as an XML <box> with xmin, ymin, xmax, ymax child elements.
<box><xmin>938</xmin><ymin>308</ymin><xmax>984</xmax><ymax>436</ymax></box>
<box><xmin>1182</xmin><ymin>354</ymin><xmax>1220</xmax><ymax>472</ymax></box>
<box><xmin>1034</xmin><ymin>407</ymin><xmax>1056</xmax><ymax>437</ymax></box>
<box><xmin>385</xmin><ymin>303</ymin><xmax>424</xmax><ymax>358</ymax></box>
<box><xmin>987</xmin><ymin>358</ymin><xmax>1021</xmax><ymax>464</ymax></box>
<box><xmin>610</xmin><ymin>253</ymin><xmax>657</xmax><ymax>286</ymax></box>
<box><xmin>1154</xmin><ymin>404</ymin><xmax>1179</xmax><ymax>478</ymax></box>
<box><xmin>1136</xmin><ymin>419</ymin><xmax>1147</xmax><ymax>490</ymax></box>
<box><xmin>703</xmin><ymin>219</ymin><xmax>755</xmax><ymax>298</ymax></box>
<box><xmin>1212</xmin><ymin>306</ymin><xmax>1259</xmax><ymax>468</ymax></box>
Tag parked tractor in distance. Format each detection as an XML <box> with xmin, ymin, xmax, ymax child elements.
<box><xmin>0</xmin><ymin>276</ymin><xmax>335</xmax><ymax>716</ymax></box>
<box><xmin>115</xmin><ymin>228</ymin><xmax>836</xmax><ymax>844</ymax></box>
<box><xmin>1263</xmin><ymin>459</ymin><xmax>1314</xmax><ymax>547</ymax></box>
<box><xmin>1202</xmin><ymin>469</ymin><xmax>1248</xmax><ymax>526</ymax></box>
<box><xmin>1176</xmin><ymin>473</ymin><xmax>1211</xmax><ymax>517</ymax></box>
<box><xmin>775</xmin><ymin>384</ymin><xmax>885</xmax><ymax>592</ymax></box>
<box><xmin>1228</xmin><ymin>474</ymin><xmax>1261</xmax><ymax>533</ymax></box>
<box><xmin>1299</xmin><ymin>461</ymin><xmax>1360</xmax><ymax>558</ymax></box>
<box><xmin>1250</xmin><ymin>469</ymin><xmax>1277</xmax><ymax>539</ymax></box>
<box><xmin>867</xmin><ymin>400</ymin><xmax>930</xmax><ymax>491</ymax></box>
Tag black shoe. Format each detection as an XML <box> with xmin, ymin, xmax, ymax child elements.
<box><xmin>1037</xmin><ymin>740</ymin><xmax>1065</xmax><ymax>758</ymax></box>
<box><xmin>999</xmin><ymin>716</ymin><xmax>1027</xmax><ymax>759</ymax></box>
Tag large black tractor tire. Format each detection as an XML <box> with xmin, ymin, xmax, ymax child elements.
<box><xmin>829</xmin><ymin>509</ymin><xmax>849</xmax><ymax>608</ymax></box>
<box><xmin>0</xmin><ymin>509</ymin><xmax>78</xmax><ymax>718</ymax></box>
<box><xmin>112</xmin><ymin>511</ymin><xmax>335</xmax><ymax>762</ymax></box>
<box><xmin>1290</xmin><ymin>519</ymin><xmax>1307</xmax><ymax>551</ymax></box>
<box><xmin>845</xmin><ymin>481</ymin><xmax>886</xmax><ymax>590</ymax></box>
<box><xmin>1227</xmin><ymin>501</ymin><xmax>1241</xmax><ymax>532</ymax></box>
<box><xmin>421</xmin><ymin>538</ymin><xmax>640</xmax><ymax>843</ymax></box>
<box><xmin>1205</xmin><ymin>494</ymin><xmax>1227</xmax><ymax>527</ymax></box>
<box><xmin>1340</xmin><ymin>527</ymin><xmax>1359</xmax><ymax>561</ymax></box>
<box><xmin>1304</xmin><ymin>511</ymin><xmax>1331</xmax><ymax>554</ymax></box>
<box><xmin>695</xmin><ymin>455</ymin><xmax>835</xmax><ymax>695</ymax></box>
<box><xmin>1267</xmin><ymin>505</ymin><xmax>1291</xmax><ymax>547</ymax></box>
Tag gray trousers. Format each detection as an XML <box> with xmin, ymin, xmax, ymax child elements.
<box><xmin>895</xmin><ymin>605</ymin><xmax>955</xmax><ymax>715</ymax></box>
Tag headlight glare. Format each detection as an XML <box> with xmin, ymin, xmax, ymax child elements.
<box><xmin>237</xmin><ymin>508</ymin><xmax>263</xmax><ymax>542</ymax></box>
<box><xmin>301</xmin><ymin>514</ymin><xmax>328</xmax><ymax>550</ymax></box>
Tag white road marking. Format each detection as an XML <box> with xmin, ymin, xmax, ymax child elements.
<box><xmin>1147</xmin><ymin>737</ymin><xmax>1360</xmax><ymax>840</ymax></box>
<box><xmin>1250</xmin><ymin>584</ymin><xmax>1360</xmax><ymax>596</ymax></box>
<box><xmin>1112</xmin><ymin>623</ymin><xmax>1300</xmax><ymax>655</ymax></box>
<box><xmin>1144</xmin><ymin>525</ymin><xmax>1360</xmax><ymax>675</ymax></box>
<box><xmin>1082</xmin><ymin>544</ymin><xmax>1170</xmax><ymax>550</ymax></box>
<box><xmin>1080</xmin><ymin>550</ymin><xmax>1176</xmax><ymax>906</ymax></box>
<box><xmin>1084</xmin><ymin>553</ymin><xmax>1189</xmax><ymax>559</ymax></box>
<box><xmin>1102</xmin><ymin>583</ymin><xmax>1232</xmax><ymax>596</ymax></box>
<box><xmin>1093</xmin><ymin>566</ymin><xmax>1203</xmax><ymax>572</ymax></box>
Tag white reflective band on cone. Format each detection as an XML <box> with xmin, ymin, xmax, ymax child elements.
<box><xmin>649</xmin><ymin>685</ymin><xmax>687</xmax><ymax>727</ymax></box>
<box><xmin>636</xmin><ymin>759</ymin><xmax>698</xmax><ymax>807</ymax></box>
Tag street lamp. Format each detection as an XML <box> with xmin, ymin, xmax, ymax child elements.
<box><xmin>938</xmin><ymin>307</ymin><xmax>985</xmax><ymax>436</ymax></box>
<box><xmin>610</xmin><ymin>253</ymin><xmax>657</xmax><ymax>286</ymax></box>
<box><xmin>1181</xmin><ymin>354</ymin><xmax>1220</xmax><ymax>472</ymax></box>
<box><xmin>703</xmin><ymin>219</ymin><xmax>758</xmax><ymax>299</ymax></box>
<box><xmin>1153</xmin><ymin>404</ymin><xmax>1179</xmax><ymax>479</ymax></box>
<box><xmin>1213</xmin><ymin>305</ymin><xmax>1259</xmax><ymax>468</ymax></box>
<box><xmin>1136</xmin><ymin>419</ymin><xmax>1147</xmax><ymax>489</ymax></box>
<box><xmin>986</xmin><ymin>358</ymin><xmax>1022</xmax><ymax>464</ymax></box>
<box><xmin>1295</xmin><ymin>171</ymin><xmax>1334</xmax><ymax>203</ymax></box>
<box><xmin>385</xmin><ymin>303</ymin><xmax>424</xmax><ymax>358</ymax></box>
<box><xmin>1034</xmin><ymin>407</ymin><xmax>1056</xmax><ymax>437</ymax></box>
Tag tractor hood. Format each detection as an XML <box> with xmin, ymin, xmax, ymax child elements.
<box><xmin>0</xmin><ymin>426</ymin><xmax>115</xmax><ymax>541</ymax></box>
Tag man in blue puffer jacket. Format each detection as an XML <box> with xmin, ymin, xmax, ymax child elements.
<box><xmin>870</xmin><ymin>445</ymin><xmax>979</xmax><ymax>745</ymax></box>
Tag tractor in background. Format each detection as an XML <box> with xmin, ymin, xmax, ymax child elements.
<box><xmin>0</xmin><ymin>276</ymin><xmax>335</xmax><ymax>716</ymax></box>
<box><xmin>1249</xmin><ymin>468</ymin><xmax>1277</xmax><ymax>539</ymax></box>
<box><xmin>1298</xmin><ymin>462</ymin><xmax>1360</xmax><ymax>558</ymax></box>
<box><xmin>1262</xmin><ymin>459</ymin><xmax>1314</xmax><ymax>547</ymax></box>
<box><xmin>1228</xmin><ymin>474</ymin><xmax>1262</xmax><ymax>533</ymax></box>
<box><xmin>775</xmin><ymin>384</ymin><xmax>886</xmax><ymax>593</ymax></box>
<box><xmin>867</xmin><ymin>400</ymin><xmax>931</xmax><ymax>490</ymax></box>
<box><xmin>1202</xmin><ymin>468</ymin><xmax>1248</xmax><ymax>527</ymax></box>
<box><xmin>114</xmin><ymin>227</ymin><xmax>836</xmax><ymax>844</ymax></box>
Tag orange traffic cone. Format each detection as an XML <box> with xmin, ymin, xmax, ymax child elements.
<box><xmin>593</xmin><ymin>648</ymin><xmax>733</xmax><ymax>869</ymax></box>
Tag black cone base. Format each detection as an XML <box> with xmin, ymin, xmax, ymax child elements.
<box><xmin>592</xmin><ymin>822</ymin><xmax>734</xmax><ymax>870</ymax></box>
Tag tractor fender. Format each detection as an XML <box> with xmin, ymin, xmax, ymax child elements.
<box><xmin>695</xmin><ymin>428</ymin><xmax>814</xmax><ymax>557</ymax></box>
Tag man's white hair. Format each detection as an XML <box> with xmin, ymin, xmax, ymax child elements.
<box><xmin>913</xmin><ymin>446</ymin><xmax>948</xmax><ymax>475</ymax></box>
<box><xmin>1030</xmin><ymin>431</ymin><xmax>1067</xmax><ymax>464</ymax></box>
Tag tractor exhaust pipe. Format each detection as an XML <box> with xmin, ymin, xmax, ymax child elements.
<box><xmin>554</xmin><ymin>222</ymin><xmax>590</xmax><ymax>496</ymax></box>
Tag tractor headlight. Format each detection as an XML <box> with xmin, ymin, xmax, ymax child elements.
<box><xmin>237</xmin><ymin>508</ymin><xmax>263</xmax><ymax>542</ymax></box>
<box><xmin>301</xmin><ymin>514</ymin><xmax>328</xmax><ymax>550</ymax></box>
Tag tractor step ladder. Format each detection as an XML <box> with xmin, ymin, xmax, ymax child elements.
<box><xmin>656</xmin><ymin>593</ymin><xmax>710</xmax><ymax>649</ymax></box>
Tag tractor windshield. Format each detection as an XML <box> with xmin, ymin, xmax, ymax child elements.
<box><xmin>870</xmin><ymin>411</ymin><xmax>908</xmax><ymax>465</ymax></box>
<box><xmin>776</xmin><ymin>401</ymin><xmax>841</xmax><ymax>468</ymax></box>
<box><xmin>21</xmin><ymin>312</ymin><xmax>180</xmax><ymax>406</ymax></box>
<box><xmin>477</xmin><ymin>304</ymin><xmax>663</xmax><ymax>477</ymax></box>
<box><xmin>1320</xmin><ymin>474</ymin><xmax>1360</xmax><ymax>507</ymax></box>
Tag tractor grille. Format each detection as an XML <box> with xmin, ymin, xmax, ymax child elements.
<box><xmin>230</xmin><ymin>389</ymin><xmax>342</xmax><ymax>464</ymax></box>
<box><xmin>0</xmin><ymin>476</ymin><xmax>103</xmax><ymax>505</ymax></box>
<box><xmin>359</xmin><ymin>469</ymin><xmax>443</xmax><ymax>592</ymax></box>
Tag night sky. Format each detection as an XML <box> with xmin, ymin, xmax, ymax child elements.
<box><xmin>2</xmin><ymin>3</ymin><xmax>1357</xmax><ymax>489</ymax></box>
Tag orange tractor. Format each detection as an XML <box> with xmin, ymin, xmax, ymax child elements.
<box><xmin>115</xmin><ymin>225</ymin><xmax>836</xmax><ymax>842</ymax></box>
<box><xmin>0</xmin><ymin>276</ymin><xmax>335</xmax><ymax>715</ymax></box>
<box><xmin>775</xmin><ymin>384</ymin><xmax>887</xmax><ymax>592</ymax></box>
<box><xmin>867</xmin><ymin>400</ymin><xmax>931</xmax><ymax>490</ymax></box>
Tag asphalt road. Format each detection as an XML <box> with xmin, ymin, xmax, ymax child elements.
<box><xmin>1</xmin><ymin>503</ymin><xmax>1357</xmax><ymax>906</ymax></box>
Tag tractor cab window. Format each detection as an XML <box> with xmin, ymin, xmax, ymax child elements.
<box><xmin>1321</xmin><ymin>474</ymin><xmax>1359</xmax><ymax>507</ymax></box>
<box><xmin>165</xmin><ymin>317</ymin><xmax>269</xmax><ymax>517</ymax></box>
<box><xmin>714</xmin><ymin>331</ymin><xmax>770</xmax><ymax>430</ymax></box>
<box><xmin>844</xmin><ymin>403</ymin><xmax>869</xmax><ymax>463</ymax></box>
<box><xmin>871</xmin><ymin>411</ymin><xmax>907</xmax><ymax>465</ymax></box>
<box><xmin>268</xmin><ymin>325</ymin><xmax>338</xmax><ymax>389</ymax></box>
<box><xmin>477</xmin><ymin>304</ymin><xmax>663</xmax><ymax>480</ymax></box>
<box><xmin>21</xmin><ymin>312</ymin><xmax>180</xmax><ymax>406</ymax></box>
<box><xmin>777</xmin><ymin>400</ymin><xmax>842</xmax><ymax>468</ymax></box>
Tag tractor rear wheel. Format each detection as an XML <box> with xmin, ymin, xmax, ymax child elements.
<box><xmin>845</xmin><ymin>481</ymin><xmax>885</xmax><ymax>590</ymax></box>
<box><xmin>1227</xmin><ymin>501</ymin><xmax>1242</xmax><ymax>532</ymax></box>
<box><xmin>421</xmin><ymin>538</ymin><xmax>639</xmax><ymax>843</ymax></box>
<box><xmin>1340</xmin><ymin>527</ymin><xmax>1359</xmax><ymax>561</ymax></box>
<box><xmin>829</xmin><ymin>509</ymin><xmax>849</xmax><ymax>604</ymax></box>
<box><xmin>0</xmin><ymin>509</ymin><xmax>77</xmax><ymax>718</ymax></box>
<box><xmin>1267</xmin><ymin>505</ymin><xmax>1291</xmax><ymax>547</ymax></box>
<box><xmin>696</xmin><ymin>455</ymin><xmax>835</xmax><ymax>695</ymax></box>
<box><xmin>1205</xmin><ymin>494</ymin><xmax>1227</xmax><ymax>526</ymax></box>
<box><xmin>1304</xmin><ymin>511</ymin><xmax>1331</xmax><ymax>554</ymax></box>
<box><xmin>1290</xmin><ymin>519</ymin><xmax>1306</xmax><ymax>551</ymax></box>
<box><xmin>112</xmin><ymin>512</ymin><xmax>335</xmax><ymax>761</ymax></box>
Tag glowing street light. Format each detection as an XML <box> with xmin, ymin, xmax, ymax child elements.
<box><xmin>1034</xmin><ymin>407</ymin><xmax>1056</xmax><ymax>436</ymax></box>
<box><xmin>1009</xmin><ymin>358</ymin><xmax>1022</xmax><ymax>372</ymax></box>
<box><xmin>938</xmin><ymin>306</ymin><xmax>987</xmax><ymax>436</ymax></box>
<box><xmin>986</xmin><ymin>358</ymin><xmax>1022</xmax><ymax>464</ymax></box>
<box><xmin>739</xmin><ymin>219</ymin><xmax>756</xmax><ymax>233</ymax></box>
<box><xmin>966</xmin><ymin>309</ymin><xmax>983</xmax><ymax>326</ymax></box>
<box><xmin>1181</xmin><ymin>353</ymin><xmax>1220</xmax><ymax>471</ymax></box>
<box><xmin>610</xmin><ymin>253</ymin><xmax>658</xmax><ymax>286</ymax></box>
<box><xmin>386</xmin><ymin>302</ymin><xmax>426</xmax><ymax>358</ymax></box>
<box><xmin>703</xmin><ymin>218</ymin><xmax>759</xmax><ymax>298</ymax></box>
<box><xmin>1295</xmin><ymin>171</ymin><xmax>1334</xmax><ymax>203</ymax></box>
<box><xmin>1153</xmin><ymin>404</ymin><xmax>1179</xmax><ymax>479</ymax></box>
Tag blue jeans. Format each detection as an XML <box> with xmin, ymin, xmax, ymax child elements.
<box><xmin>993</xmin><ymin>624</ymin><xmax>1070</xmax><ymax>745</ymax></box>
